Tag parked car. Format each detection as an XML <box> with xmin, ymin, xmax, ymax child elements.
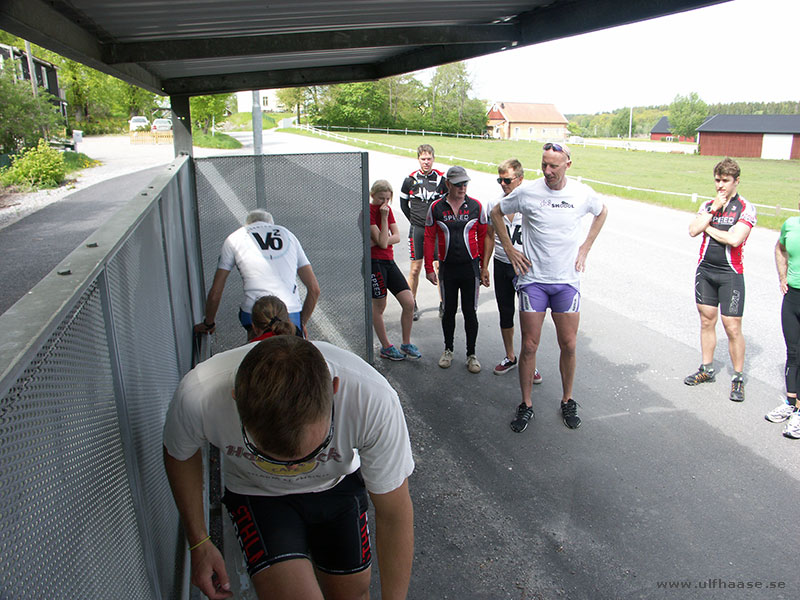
<box><xmin>151</xmin><ymin>118</ymin><xmax>173</xmax><ymax>132</ymax></box>
<box><xmin>129</xmin><ymin>116</ymin><xmax>150</xmax><ymax>131</ymax></box>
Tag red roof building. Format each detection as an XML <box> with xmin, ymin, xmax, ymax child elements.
<box><xmin>487</xmin><ymin>102</ymin><xmax>568</xmax><ymax>141</ymax></box>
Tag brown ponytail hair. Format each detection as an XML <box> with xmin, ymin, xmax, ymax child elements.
<box><xmin>251</xmin><ymin>295</ymin><xmax>296</xmax><ymax>336</ymax></box>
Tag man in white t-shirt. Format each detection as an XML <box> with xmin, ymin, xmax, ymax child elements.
<box><xmin>481</xmin><ymin>158</ymin><xmax>542</xmax><ymax>383</ymax></box>
<box><xmin>490</xmin><ymin>143</ymin><xmax>608</xmax><ymax>434</ymax></box>
<box><xmin>194</xmin><ymin>209</ymin><xmax>321</xmax><ymax>339</ymax></box>
<box><xmin>163</xmin><ymin>336</ymin><xmax>414</xmax><ymax>600</ymax></box>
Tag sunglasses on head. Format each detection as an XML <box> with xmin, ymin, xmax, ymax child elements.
<box><xmin>241</xmin><ymin>404</ymin><xmax>335</xmax><ymax>466</ymax></box>
<box><xmin>542</xmin><ymin>142</ymin><xmax>570</xmax><ymax>159</ymax></box>
<box><xmin>497</xmin><ymin>175</ymin><xmax>519</xmax><ymax>185</ymax></box>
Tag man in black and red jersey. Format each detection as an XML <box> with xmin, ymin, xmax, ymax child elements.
<box><xmin>424</xmin><ymin>165</ymin><xmax>487</xmax><ymax>373</ymax></box>
<box><xmin>685</xmin><ymin>157</ymin><xmax>757</xmax><ymax>402</ymax></box>
<box><xmin>400</xmin><ymin>144</ymin><xmax>447</xmax><ymax>321</ymax></box>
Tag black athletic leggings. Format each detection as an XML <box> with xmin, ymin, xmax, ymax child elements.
<box><xmin>439</xmin><ymin>260</ymin><xmax>480</xmax><ymax>355</ymax></box>
<box><xmin>782</xmin><ymin>286</ymin><xmax>800</xmax><ymax>395</ymax></box>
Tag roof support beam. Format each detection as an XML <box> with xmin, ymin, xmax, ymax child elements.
<box><xmin>516</xmin><ymin>0</ymin><xmax>730</xmax><ymax>47</ymax></box>
<box><xmin>103</xmin><ymin>24</ymin><xmax>518</xmax><ymax>64</ymax></box>
<box><xmin>0</xmin><ymin>0</ymin><xmax>162</xmax><ymax>93</ymax></box>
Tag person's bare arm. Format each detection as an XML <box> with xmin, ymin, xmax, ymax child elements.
<box><xmin>369</xmin><ymin>479</ymin><xmax>414</xmax><ymax>600</ymax></box>
<box><xmin>575</xmin><ymin>204</ymin><xmax>608</xmax><ymax>272</ymax></box>
<box><xmin>481</xmin><ymin>223</ymin><xmax>495</xmax><ymax>287</ymax></box>
<box><xmin>297</xmin><ymin>264</ymin><xmax>321</xmax><ymax>331</ymax></box>
<box><xmin>703</xmin><ymin>221</ymin><xmax>751</xmax><ymax>248</ymax></box>
<box><xmin>194</xmin><ymin>268</ymin><xmax>230</xmax><ymax>334</ymax></box>
<box><xmin>776</xmin><ymin>239</ymin><xmax>789</xmax><ymax>295</ymax></box>
<box><xmin>163</xmin><ymin>447</ymin><xmax>232</xmax><ymax>599</ymax></box>
<box><xmin>490</xmin><ymin>204</ymin><xmax>529</xmax><ymax>276</ymax></box>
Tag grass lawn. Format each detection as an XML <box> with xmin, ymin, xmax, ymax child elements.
<box><xmin>282</xmin><ymin>128</ymin><xmax>800</xmax><ymax>230</ymax></box>
<box><xmin>63</xmin><ymin>151</ymin><xmax>99</xmax><ymax>173</ymax></box>
<box><xmin>192</xmin><ymin>131</ymin><xmax>242</xmax><ymax>149</ymax></box>
<box><xmin>224</xmin><ymin>111</ymin><xmax>295</xmax><ymax>131</ymax></box>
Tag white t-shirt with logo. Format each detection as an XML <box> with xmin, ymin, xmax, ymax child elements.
<box><xmin>484</xmin><ymin>195</ymin><xmax>523</xmax><ymax>265</ymax></box>
<box><xmin>163</xmin><ymin>341</ymin><xmax>415</xmax><ymax>496</ymax></box>
<box><xmin>500</xmin><ymin>178</ymin><xmax>604</xmax><ymax>287</ymax></box>
<box><xmin>218</xmin><ymin>222</ymin><xmax>311</xmax><ymax>314</ymax></box>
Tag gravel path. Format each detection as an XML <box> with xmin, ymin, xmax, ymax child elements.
<box><xmin>0</xmin><ymin>134</ymin><xmax>247</xmax><ymax>231</ymax></box>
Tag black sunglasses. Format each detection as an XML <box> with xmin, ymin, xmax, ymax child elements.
<box><xmin>241</xmin><ymin>404</ymin><xmax>334</xmax><ymax>466</ymax></box>
<box><xmin>451</xmin><ymin>181</ymin><xmax>468</xmax><ymax>188</ymax></box>
<box><xmin>542</xmin><ymin>142</ymin><xmax>570</xmax><ymax>158</ymax></box>
<box><xmin>496</xmin><ymin>175</ymin><xmax>519</xmax><ymax>185</ymax></box>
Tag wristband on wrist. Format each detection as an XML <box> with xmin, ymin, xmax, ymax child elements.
<box><xmin>189</xmin><ymin>535</ymin><xmax>211</xmax><ymax>551</ymax></box>
<box><xmin>203</xmin><ymin>320</ymin><xmax>215</xmax><ymax>329</ymax></box>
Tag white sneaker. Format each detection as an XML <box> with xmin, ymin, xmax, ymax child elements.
<box><xmin>466</xmin><ymin>354</ymin><xmax>481</xmax><ymax>373</ymax></box>
<box><xmin>783</xmin><ymin>410</ymin><xmax>800</xmax><ymax>439</ymax></box>
<box><xmin>438</xmin><ymin>349</ymin><xmax>453</xmax><ymax>369</ymax></box>
<box><xmin>765</xmin><ymin>402</ymin><xmax>796</xmax><ymax>423</ymax></box>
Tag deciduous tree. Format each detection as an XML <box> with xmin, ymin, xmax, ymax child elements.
<box><xmin>669</xmin><ymin>92</ymin><xmax>708</xmax><ymax>139</ymax></box>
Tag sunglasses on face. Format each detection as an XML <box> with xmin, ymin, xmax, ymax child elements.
<box><xmin>241</xmin><ymin>404</ymin><xmax>335</xmax><ymax>466</ymax></box>
<box><xmin>497</xmin><ymin>175</ymin><xmax>519</xmax><ymax>185</ymax></box>
<box><xmin>451</xmin><ymin>182</ymin><xmax>467</xmax><ymax>188</ymax></box>
<box><xmin>542</xmin><ymin>142</ymin><xmax>570</xmax><ymax>159</ymax></box>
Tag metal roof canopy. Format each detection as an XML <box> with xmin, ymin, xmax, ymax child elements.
<box><xmin>1</xmin><ymin>0</ymin><xmax>727</xmax><ymax>98</ymax></box>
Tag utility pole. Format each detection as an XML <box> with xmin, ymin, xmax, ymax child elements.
<box><xmin>24</xmin><ymin>40</ymin><xmax>37</xmax><ymax>97</ymax></box>
<box><xmin>628</xmin><ymin>106</ymin><xmax>633</xmax><ymax>140</ymax></box>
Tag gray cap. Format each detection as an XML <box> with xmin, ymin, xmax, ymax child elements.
<box><xmin>446</xmin><ymin>165</ymin><xmax>470</xmax><ymax>184</ymax></box>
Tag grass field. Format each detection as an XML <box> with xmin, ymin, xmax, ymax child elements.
<box><xmin>192</xmin><ymin>131</ymin><xmax>242</xmax><ymax>149</ymax></box>
<box><xmin>283</xmin><ymin>128</ymin><xmax>800</xmax><ymax>231</ymax></box>
<box><xmin>225</xmin><ymin>111</ymin><xmax>294</xmax><ymax>131</ymax></box>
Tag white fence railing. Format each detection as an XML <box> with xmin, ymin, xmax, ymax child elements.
<box><xmin>296</xmin><ymin>124</ymin><xmax>798</xmax><ymax>216</ymax></box>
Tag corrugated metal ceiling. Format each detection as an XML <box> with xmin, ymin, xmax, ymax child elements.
<box><xmin>0</xmin><ymin>0</ymin><xmax>729</xmax><ymax>97</ymax></box>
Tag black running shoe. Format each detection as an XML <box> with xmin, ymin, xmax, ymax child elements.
<box><xmin>684</xmin><ymin>366</ymin><xmax>716</xmax><ymax>386</ymax></box>
<box><xmin>510</xmin><ymin>403</ymin><xmax>534</xmax><ymax>433</ymax></box>
<box><xmin>561</xmin><ymin>398</ymin><xmax>581</xmax><ymax>429</ymax></box>
<box><xmin>730</xmin><ymin>379</ymin><xmax>745</xmax><ymax>402</ymax></box>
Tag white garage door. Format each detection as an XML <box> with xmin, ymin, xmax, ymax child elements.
<box><xmin>761</xmin><ymin>134</ymin><xmax>793</xmax><ymax>160</ymax></box>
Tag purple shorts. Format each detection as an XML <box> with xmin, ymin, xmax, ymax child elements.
<box><xmin>518</xmin><ymin>282</ymin><xmax>580</xmax><ymax>313</ymax></box>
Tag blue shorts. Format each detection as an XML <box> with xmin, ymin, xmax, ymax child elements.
<box><xmin>240</xmin><ymin>308</ymin><xmax>302</xmax><ymax>330</ymax></box>
<box><xmin>518</xmin><ymin>282</ymin><xmax>580</xmax><ymax>313</ymax></box>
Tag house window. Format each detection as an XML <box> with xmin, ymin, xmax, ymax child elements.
<box><xmin>514</xmin><ymin>127</ymin><xmax>520</xmax><ymax>137</ymax></box>
<box><xmin>528</xmin><ymin>127</ymin><xmax>533</xmax><ymax>136</ymax></box>
<box><xmin>262</xmin><ymin>96</ymin><xmax>269</xmax><ymax>108</ymax></box>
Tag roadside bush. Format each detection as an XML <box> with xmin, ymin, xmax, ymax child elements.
<box><xmin>0</xmin><ymin>139</ymin><xmax>66</xmax><ymax>189</ymax></box>
<box><xmin>72</xmin><ymin>118</ymin><xmax>127</xmax><ymax>135</ymax></box>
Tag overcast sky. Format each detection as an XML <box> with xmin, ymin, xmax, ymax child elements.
<box><xmin>452</xmin><ymin>0</ymin><xmax>798</xmax><ymax>115</ymax></box>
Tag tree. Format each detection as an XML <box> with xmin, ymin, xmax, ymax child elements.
<box><xmin>0</xmin><ymin>65</ymin><xmax>64</xmax><ymax>153</ymax></box>
<box><xmin>276</xmin><ymin>87</ymin><xmax>307</xmax><ymax>124</ymax></box>
<box><xmin>610</xmin><ymin>108</ymin><xmax>634</xmax><ymax>138</ymax></box>
<box><xmin>315</xmin><ymin>82</ymin><xmax>389</xmax><ymax>128</ymax></box>
<box><xmin>190</xmin><ymin>93</ymin><xmax>233</xmax><ymax>133</ymax></box>
<box><xmin>669</xmin><ymin>92</ymin><xmax>708</xmax><ymax>138</ymax></box>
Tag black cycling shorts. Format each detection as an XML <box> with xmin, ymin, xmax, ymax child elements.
<box><xmin>694</xmin><ymin>266</ymin><xmax>745</xmax><ymax>317</ymax></box>
<box><xmin>222</xmin><ymin>471</ymin><xmax>371</xmax><ymax>577</ymax></box>
<box><xmin>371</xmin><ymin>259</ymin><xmax>410</xmax><ymax>299</ymax></box>
<box><xmin>408</xmin><ymin>224</ymin><xmax>437</xmax><ymax>262</ymax></box>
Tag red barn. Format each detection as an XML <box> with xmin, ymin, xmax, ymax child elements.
<box><xmin>649</xmin><ymin>116</ymin><xmax>696</xmax><ymax>142</ymax></box>
<box><xmin>697</xmin><ymin>114</ymin><xmax>800</xmax><ymax>160</ymax></box>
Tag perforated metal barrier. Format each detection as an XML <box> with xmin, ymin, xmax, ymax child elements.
<box><xmin>194</xmin><ymin>152</ymin><xmax>372</xmax><ymax>359</ymax></box>
<box><xmin>0</xmin><ymin>152</ymin><xmax>371</xmax><ymax>599</ymax></box>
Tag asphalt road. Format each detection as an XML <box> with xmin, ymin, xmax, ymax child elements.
<box><xmin>2</xmin><ymin>131</ymin><xmax>797</xmax><ymax>599</ymax></box>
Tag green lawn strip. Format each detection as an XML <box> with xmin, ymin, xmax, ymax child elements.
<box><xmin>192</xmin><ymin>131</ymin><xmax>242</xmax><ymax>149</ymax></box>
<box><xmin>281</xmin><ymin>128</ymin><xmax>799</xmax><ymax>230</ymax></box>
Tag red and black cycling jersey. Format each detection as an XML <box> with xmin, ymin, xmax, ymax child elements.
<box><xmin>400</xmin><ymin>169</ymin><xmax>447</xmax><ymax>227</ymax></box>
<box><xmin>423</xmin><ymin>194</ymin><xmax>487</xmax><ymax>273</ymax></box>
<box><xmin>696</xmin><ymin>193</ymin><xmax>757</xmax><ymax>274</ymax></box>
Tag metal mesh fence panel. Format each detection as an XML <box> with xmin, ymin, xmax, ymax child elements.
<box><xmin>106</xmin><ymin>206</ymin><xmax>183</xmax><ymax>599</ymax></box>
<box><xmin>0</xmin><ymin>157</ymin><xmax>201</xmax><ymax>599</ymax></box>
<box><xmin>194</xmin><ymin>153</ymin><xmax>370</xmax><ymax>357</ymax></box>
<box><xmin>0</xmin><ymin>282</ymin><xmax>153</xmax><ymax>600</ymax></box>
